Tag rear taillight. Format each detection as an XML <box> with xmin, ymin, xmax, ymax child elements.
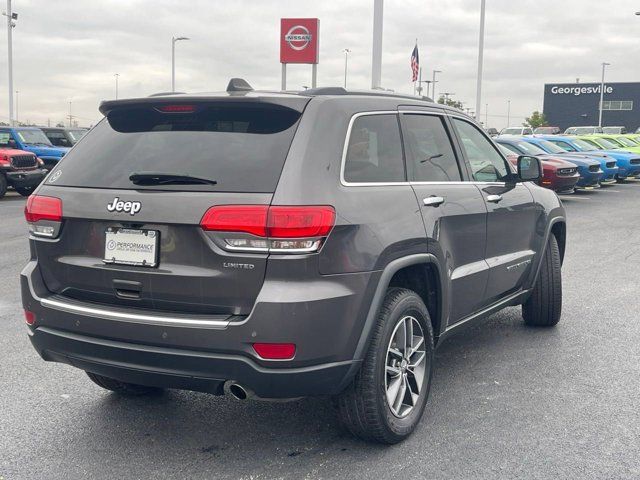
<box><xmin>253</xmin><ymin>343</ymin><xmax>296</xmax><ymax>360</ymax></box>
<box><xmin>24</xmin><ymin>195</ymin><xmax>63</xmax><ymax>238</ymax></box>
<box><xmin>200</xmin><ymin>205</ymin><xmax>335</xmax><ymax>253</ymax></box>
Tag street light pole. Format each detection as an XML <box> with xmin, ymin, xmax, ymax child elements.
<box><xmin>3</xmin><ymin>0</ymin><xmax>17</xmax><ymax>126</ymax></box>
<box><xmin>15</xmin><ymin>89</ymin><xmax>18</xmax><ymax>123</ymax></box>
<box><xmin>475</xmin><ymin>0</ymin><xmax>486</xmax><ymax>121</ymax></box>
<box><xmin>598</xmin><ymin>62</ymin><xmax>610</xmax><ymax>128</ymax></box>
<box><xmin>371</xmin><ymin>0</ymin><xmax>383</xmax><ymax>89</ymax></box>
<box><xmin>171</xmin><ymin>36</ymin><xmax>190</xmax><ymax>92</ymax></box>
<box><xmin>114</xmin><ymin>73</ymin><xmax>119</xmax><ymax>99</ymax></box>
<box><xmin>507</xmin><ymin>99</ymin><xmax>511</xmax><ymax>126</ymax></box>
<box><xmin>343</xmin><ymin>48</ymin><xmax>351</xmax><ymax>88</ymax></box>
<box><xmin>431</xmin><ymin>70</ymin><xmax>442</xmax><ymax>100</ymax></box>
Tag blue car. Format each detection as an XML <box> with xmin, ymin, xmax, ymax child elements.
<box><xmin>496</xmin><ymin>136</ymin><xmax>603</xmax><ymax>189</ymax></box>
<box><xmin>523</xmin><ymin>136</ymin><xmax>618</xmax><ymax>185</ymax></box>
<box><xmin>537</xmin><ymin>135</ymin><xmax>640</xmax><ymax>181</ymax></box>
<box><xmin>0</xmin><ymin>127</ymin><xmax>69</xmax><ymax>171</ymax></box>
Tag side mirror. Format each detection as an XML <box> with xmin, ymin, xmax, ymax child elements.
<box><xmin>517</xmin><ymin>155</ymin><xmax>542</xmax><ymax>183</ymax></box>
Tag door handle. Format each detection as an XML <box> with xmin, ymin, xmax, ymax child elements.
<box><xmin>423</xmin><ymin>196</ymin><xmax>445</xmax><ymax>207</ymax></box>
<box><xmin>486</xmin><ymin>194</ymin><xmax>502</xmax><ymax>203</ymax></box>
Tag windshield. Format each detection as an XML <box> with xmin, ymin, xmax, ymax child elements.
<box><xmin>535</xmin><ymin>139</ymin><xmax>567</xmax><ymax>154</ymax></box>
<box><xmin>596</xmin><ymin>138</ymin><xmax>622</xmax><ymax>149</ymax></box>
<box><xmin>514</xmin><ymin>141</ymin><xmax>546</xmax><ymax>155</ymax></box>
<box><xmin>603</xmin><ymin>127</ymin><xmax>626</xmax><ymax>134</ymax></box>
<box><xmin>615</xmin><ymin>137</ymin><xmax>636</xmax><ymax>147</ymax></box>
<box><xmin>50</xmin><ymin>102</ymin><xmax>303</xmax><ymax>192</ymax></box>
<box><xmin>68</xmin><ymin>129</ymin><xmax>87</xmax><ymax>142</ymax></box>
<box><xmin>502</xmin><ymin>128</ymin><xmax>522</xmax><ymax>135</ymax></box>
<box><xmin>579</xmin><ymin>139</ymin><xmax>604</xmax><ymax>150</ymax></box>
<box><xmin>15</xmin><ymin>129</ymin><xmax>53</xmax><ymax>146</ymax></box>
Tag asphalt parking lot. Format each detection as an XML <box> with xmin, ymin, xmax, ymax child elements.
<box><xmin>1</xmin><ymin>184</ymin><xmax>639</xmax><ymax>480</ymax></box>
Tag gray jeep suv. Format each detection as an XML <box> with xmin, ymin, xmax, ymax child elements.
<box><xmin>21</xmin><ymin>80</ymin><xmax>566</xmax><ymax>444</ymax></box>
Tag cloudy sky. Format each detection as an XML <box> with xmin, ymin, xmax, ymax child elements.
<box><xmin>1</xmin><ymin>0</ymin><xmax>639</xmax><ymax>128</ymax></box>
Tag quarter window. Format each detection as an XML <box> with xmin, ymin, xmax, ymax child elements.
<box><xmin>453</xmin><ymin>118</ymin><xmax>510</xmax><ymax>182</ymax></box>
<box><xmin>402</xmin><ymin>114</ymin><xmax>461</xmax><ymax>182</ymax></box>
<box><xmin>344</xmin><ymin>114</ymin><xmax>405</xmax><ymax>183</ymax></box>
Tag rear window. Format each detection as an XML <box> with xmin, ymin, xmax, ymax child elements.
<box><xmin>50</xmin><ymin>102</ymin><xmax>302</xmax><ymax>192</ymax></box>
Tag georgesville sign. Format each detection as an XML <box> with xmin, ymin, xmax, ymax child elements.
<box><xmin>550</xmin><ymin>84</ymin><xmax>614</xmax><ymax>96</ymax></box>
<box><xmin>280</xmin><ymin>18</ymin><xmax>319</xmax><ymax>64</ymax></box>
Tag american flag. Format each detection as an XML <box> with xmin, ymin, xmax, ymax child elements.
<box><xmin>410</xmin><ymin>44</ymin><xmax>419</xmax><ymax>82</ymax></box>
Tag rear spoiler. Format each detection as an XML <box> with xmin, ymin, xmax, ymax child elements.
<box><xmin>99</xmin><ymin>94</ymin><xmax>310</xmax><ymax>116</ymax></box>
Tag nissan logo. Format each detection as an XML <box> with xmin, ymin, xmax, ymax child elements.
<box><xmin>285</xmin><ymin>25</ymin><xmax>312</xmax><ymax>51</ymax></box>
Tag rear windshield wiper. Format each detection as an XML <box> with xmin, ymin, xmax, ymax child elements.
<box><xmin>129</xmin><ymin>172</ymin><xmax>218</xmax><ymax>186</ymax></box>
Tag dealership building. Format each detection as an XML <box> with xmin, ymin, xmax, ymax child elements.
<box><xmin>543</xmin><ymin>82</ymin><xmax>640</xmax><ymax>132</ymax></box>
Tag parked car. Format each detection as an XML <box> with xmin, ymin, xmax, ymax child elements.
<box><xmin>564</xmin><ymin>126</ymin><xmax>603</xmax><ymax>135</ymax></box>
<box><xmin>522</xmin><ymin>136</ymin><xmax>618</xmax><ymax>185</ymax></box>
<box><xmin>0</xmin><ymin>127</ymin><xmax>69</xmax><ymax>171</ymax></box>
<box><xmin>496</xmin><ymin>136</ymin><xmax>600</xmax><ymax>189</ymax></box>
<box><xmin>21</xmin><ymin>83</ymin><xmax>566</xmax><ymax>444</ymax></box>
<box><xmin>585</xmin><ymin>135</ymin><xmax>640</xmax><ymax>155</ymax></box>
<box><xmin>485</xmin><ymin>127</ymin><xmax>499</xmax><ymax>136</ymax></box>
<box><xmin>601</xmin><ymin>126</ymin><xmax>627</xmax><ymax>134</ymax></box>
<box><xmin>40</xmin><ymin>127</ymin><xmax>88</xmax><ymax>147</ymax></box>
<box><xmin>0</xmin><ymin>139</ymin><xmax>47</xmax><ymax>197</ymax></box>
<box><xmin>500</xmin><ymin>126</ymin><xmax>533</xmax><ymax>135</ymax></box>
<box><xmin>533</xmin><ymin>126</ymin><xmax>561</xmax><ymax>135</ymax></box>
<box><xmin>539</xmin><ymin>135</ymin><xmax>640</xmax><ymax>181</ymax></box>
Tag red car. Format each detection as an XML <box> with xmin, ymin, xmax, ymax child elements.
<box><xmin>0</xmin><ymin>147</ymin><xmax>47</xmax><ymax>198</ymax></box>
<box><xmin>498</xmin><ymin>145</ymin><xmax>580</xmax><ymax>193</ymax></box>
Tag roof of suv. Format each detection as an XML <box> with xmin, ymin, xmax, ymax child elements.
<box><xmin>99</xmin><ymin>80</ymin><xmax>469</xmax><ymax>118</ymax></box>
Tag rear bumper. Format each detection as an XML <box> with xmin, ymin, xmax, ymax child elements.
<box><xmin>5</xmin><ymin>169</ymin><xmax>47</xmax><ymax>188</ymax></box>
<box><xmin>29</xmin><ymin>326</ymin><xmax>357</xmax><ymax>398</ymax></box>
<box><xmin>21</xmin><ymin>259</ymin><xmax>375</xmax><ymax>398</ymax></box>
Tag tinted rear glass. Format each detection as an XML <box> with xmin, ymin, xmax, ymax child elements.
<box><xmin>51</xmin><ymin>102</ymin><xmax>302</xmax><ymax>192</ymax></box>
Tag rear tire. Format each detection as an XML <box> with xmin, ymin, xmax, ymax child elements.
<box><xmin>336</xmin><ymin>288</ymin><xmax>434</xmax><ymax>444</ymax></box>
<box><xmin>86</xmin><ymin>371</ymin><xmax>164</xmax><ymax>396</ymax></box>
<box><xmin>15</xmin><ymin>186</ymin><xmax>34</xmax><ymax>197</ymax></box>
<box><xmin>522</xmin><ymin>234</ymin><xmax>562</xmax><ymax>326</ymax></box>
<box><xmin>0</xmin><ymin>174</ymin><xmax>7</xmax><ymax>198</ymax></box>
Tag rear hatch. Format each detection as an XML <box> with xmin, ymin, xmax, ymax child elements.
<box><xmin>33</xmin><ymin>95</ymin><xmax>308</xmax><ymax>316</ymax></box>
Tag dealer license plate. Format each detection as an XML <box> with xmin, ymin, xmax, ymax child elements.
<box><xmin>103</xmin><ymin>228</ymin><xmax>159</xmax><ymax>267</ymax></box>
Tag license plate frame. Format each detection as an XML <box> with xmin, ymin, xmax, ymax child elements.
<box><xmin>103</xmin><ymin>227</ymin><xmax>159</xmax><ymax>268</ymax></box>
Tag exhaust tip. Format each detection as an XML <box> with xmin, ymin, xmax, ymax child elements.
<box><xmin>228</xmin><ymin>383</ymin><xmax>248</xmax><ymax>400</ymax></box>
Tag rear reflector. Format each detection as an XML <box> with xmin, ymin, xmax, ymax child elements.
<box><xmin>253</xmin><ymin>343</ymin><xmax>296</xmax><ymax>360</ymax></box>
<box><xmin>24</xmin><ymin>310</ymin><xmax>35</xmax><ymax>326</ymax></box>
<box><xmin>24</xmin><ymin>195</ymin><xmax>63</xmax><ymax>223</ymax></box>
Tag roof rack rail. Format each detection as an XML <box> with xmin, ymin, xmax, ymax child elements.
<box><xmin>298</xmin><ymin>87</ymin><xmax>433</xmax><ymax>102</ymax></box>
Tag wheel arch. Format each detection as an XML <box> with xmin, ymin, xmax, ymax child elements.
<box><xmin>337</xmin><ymin>254</ymin><xmax>444</xmax><ymax>392</ymax></box>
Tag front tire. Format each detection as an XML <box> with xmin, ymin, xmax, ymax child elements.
<box><xmin>0</xmin><ymin>174</ymin><xmax>7</xmax><ymax>198</ymax></box>
<box><xmin>522</xmin><ymin>234</ymin><xmax>562</xmax><ymax>326</ymax></box>
<box><xmin>336</xmin><ymin>288</ymin><xmax>434</xmax><ymax>444</ymax></box>
<box><xmin>86</xmin><ymin>371</ymin><xmax>164</xmax><ymax>396</ymax></box>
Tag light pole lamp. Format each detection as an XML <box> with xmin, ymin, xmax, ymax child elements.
<box><xmin>171</xmin><ymin>36</ymin><xmax>190</xmax><ymax>92</ymax></box>
<box><xmin>343</xmin><ymin>49</ymin><xmax>351</xmax><ymax>88</ymax></box>
<box><xmin>598</xmin><ymin>62</ymin><xmax>610</xmax><ymax>128</ymax></box>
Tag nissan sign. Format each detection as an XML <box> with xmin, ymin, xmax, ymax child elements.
<box><xmin>280</xmin><ymin>18</ymin><xmax>319</xmax><ymax>64</ymax></box>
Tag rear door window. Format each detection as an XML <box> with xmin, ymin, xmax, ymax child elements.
<box><xmin>401</xmin><ymin>114</ymin><xmax>461</xmax><ymax>182</ymax></box>
<box><xmin>50</xmin><ymin>102</ymin><xmax>303</xmax><ymax>192</ymax></box>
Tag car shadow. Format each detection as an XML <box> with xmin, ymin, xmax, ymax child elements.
<box><xmin>44</xmin><ymin>307</ymin><xmax>564</xmax><ymax>476</ymax></box>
